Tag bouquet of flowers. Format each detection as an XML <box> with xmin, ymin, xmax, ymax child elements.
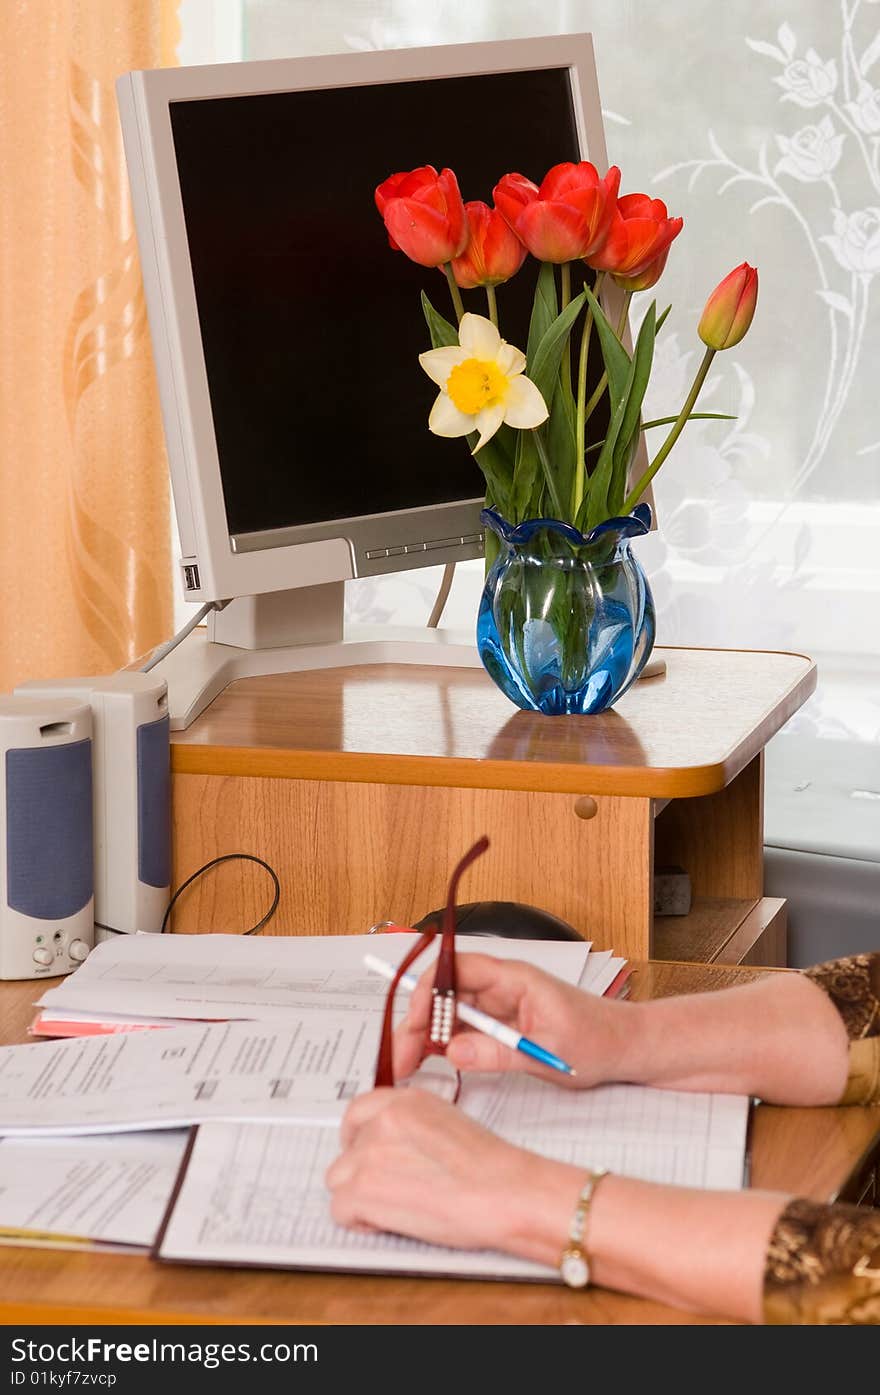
<box><xmin>374</xmin><ymin>161</ymin><xmax>758</xmax><ymax>538</ymax></box>
<box><xmin>374</xmin><ymin>160</ymin><xmax>758</xmax><ymax>715</ymax></box>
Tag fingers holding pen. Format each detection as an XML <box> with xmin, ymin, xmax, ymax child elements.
<box><xmin>392</xmin><ymin>954</ymin><xmax>527</xmax><ymax>1078</ymax></box>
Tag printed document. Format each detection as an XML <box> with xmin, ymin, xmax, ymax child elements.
<box><xmin>0</xmin><ymin>1013</ymin><xmax>379</xmax><ymax>1136</ymax></box>
<box><xmin>37</xmin><ymin>932</ymin><xmax>591</xmax><ymax>1024</ymax></box>
<box><xmin>156</xmin><ymin>1077</ymin><xmax>750</xmax><ymax>1279</ymax></box>
<box><xmin>0</xmin><ymin>1132</ymin><xmax>187</xmax><ymax>1248</ymax></box>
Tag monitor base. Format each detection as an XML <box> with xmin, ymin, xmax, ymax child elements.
<box><xmin>156</xmin><ymin>623</ymin><xmax>483</xmax><ymax>730</ymax></box>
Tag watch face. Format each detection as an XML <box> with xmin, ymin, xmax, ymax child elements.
<box><xmin>561</xmin><ymin>1248</ymin><xmax>590</xmax><ymax>1289</ymax></box>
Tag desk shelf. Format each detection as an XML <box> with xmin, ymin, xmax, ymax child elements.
<box><xmin>653</xmin><ymin>896</ymin><xmax>787</xmax><ymax>966</ymax></box>
<box><xmin>169</xmin><ymin>648</ymin><xmax>815</xmax><ymax>965</ymax></box>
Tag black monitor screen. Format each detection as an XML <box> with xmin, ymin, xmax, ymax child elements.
<box><xmin>170</xmin><ymin>69</ymin><xmax>590</xmax><ymax>538</ymax></box>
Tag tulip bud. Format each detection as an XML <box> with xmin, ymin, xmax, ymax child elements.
<box><xmin>698</xmin><ymin>263</ymin><xmax>758</xmax><ymax>350</ymax></box>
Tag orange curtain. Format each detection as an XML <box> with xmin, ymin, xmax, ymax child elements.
<box><xmin>0</xmin><ymin>1</ymin><xmax>180</xmax><ymax>689</ymax></box>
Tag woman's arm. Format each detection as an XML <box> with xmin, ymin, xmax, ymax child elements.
<box><xmin>394</xmin><ymin>953</ymin><xmax>856</xmax><ymax>1105</ymax></box>
<box><xmin>326</xmin><ymin>1087</ymin><xmax>787</xmax><ymax>1323</ymax></box>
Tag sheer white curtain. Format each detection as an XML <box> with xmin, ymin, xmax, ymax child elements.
<box><xmin>231</xmin><ymin>0</ymin><xmax>880</xmax><ymax>749</ymax></box>
<box><xmin>171</xmin><ymin>0</ymin><xmax>880</xmax><ymax>962</ymax></box>
<box><xmin>177</xmin><ymin>1</ymin><xmax>880</xmax><ymax>745</ymax></box>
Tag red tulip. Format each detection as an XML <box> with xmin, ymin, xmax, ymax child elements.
<box><xmin>612</xmin><ymin>247</ymin><xmax>670</xmax><ymax>292</ymax></box>
<box><xmin>698</xmin><ymin>263</ymin><xmax>759</xmax><ymax>350</ymax></box>
<box><xmin>449</xmin><ymin>201</ymin><xmax>527</xmax><ymax>288</ymax></box>
<box><xmin>375</xmin><ymin>165</ymin><xmax>468</xmax><ymax>267</ymax></box>
<box><xmin>588</xmin><ymin>193</ymin><xmax>683</xmax><ymax>278</ymax></box>
<box><xmin>494</xmin><ymin>162</ymin><xmax>621</xmax><ymax>264</ymax></box>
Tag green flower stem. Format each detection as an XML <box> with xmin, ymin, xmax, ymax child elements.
<box><xmin>616</xmin><ymin>289</ymin><xmax>633</xmax><ymax>338</ymax></box>
<box><xmin>560</xmin><ymin>262</ymin><xmax>572</xmax><ymax>388</ymax></box>
<box><xmin>485</xmin><ymin>284</ymin><xmax>498</xmax><ymax>328</ymax></box>
<box><xmin>573</xmin><ymin>307</ymin><xmax>596</xmax><ymax>519</ymax></box>
<box><xmin>572</xmin><ymin>272</ymin><xmax>606</xmax><ymax>519</ymax></box>
<box><xmin>622</xmin><ymin>345</ymin><xmax>716</xmax><ymax>514</ymax></box>
<box><xmin>560</xmin><ymin>262</ymin><xmax>571</xmax><ymax>312</ymax></box>
<box><xmin>444</xmin><ymin>264</ymin><xmax>465</xmax><ymax>325</ymax></box>
<box><xmin>581</xmin><ymin>369</ymin><xmax>607</xmax><ymax>427</ymax></box>
<box><xmin>533</xmin><ymin>428</ymin><xmax>565</xmax><ymax>520</ymax></box>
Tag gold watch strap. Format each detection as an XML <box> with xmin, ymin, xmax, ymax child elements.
<box><xmin>560</xmin><ymin>1169</ymin><xmax>608</xmax><ymax>1288</ymax></box>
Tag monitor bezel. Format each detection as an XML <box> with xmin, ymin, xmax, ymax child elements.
<box><xmin>118</xmin><ymin>34</ymin><xmax>626</xmax><ymax>604</ymax></box>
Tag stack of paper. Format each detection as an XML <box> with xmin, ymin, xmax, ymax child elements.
<box><xmin>0</xmin><ymin>1132</ymin><xmax>189</xmax><ymax>1253</ymax></box>
<box><xmin>0</xmin><ymin>930</ymin><xmax>648</xmax><ymax>1265</ymax></box>
<box><xmin>30</xmin><ymin>931</ymin><xmax>616</xmax><ymax>1038</ymax></box>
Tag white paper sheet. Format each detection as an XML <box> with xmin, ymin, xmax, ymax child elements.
<box><xmin>156</xmin><ymin>1076</ymin><xmax>750</xmax><ymax>1277</ymax></box>
<box><xmin>577</xmin><ymin>950</ymin><xmax>628</xmax><ymax>997</ymax></box>
<box><xmin>0</xmin><ymin>1132</ymin><xmax>187</xmax><ymax>1247</ymax></box>
<box><xmin>37</xmin><ymin>932</ymin><xmax>591</xmax><ymax>1024</ymax></box>
<box><xmin>469</xmin><ymin>1074</ymin><xmax>749</xmax><ymax>1190</ymax></box>
<box><xmin>0</xmin><ymin>1012</ymin><xmax>380</xmax><ymax>1136</ymax></box>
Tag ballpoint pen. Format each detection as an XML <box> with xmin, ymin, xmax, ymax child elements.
<box><xmin>363</xmin><ymin>952</ymin><xmax>576</xmax><ymax>1077</ymax></box>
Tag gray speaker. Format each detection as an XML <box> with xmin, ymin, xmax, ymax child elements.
<box><xmin>0</xmin><ymin>696</ymin><xmax>95</xmax><ymax>979</ymax></box>
<box><xmin>16</xmin><ymin>673</ymin><xmax>170</xmax><ymax>937</ymax></box>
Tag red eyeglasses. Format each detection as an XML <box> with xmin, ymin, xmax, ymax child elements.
<box><xmin>373</xmin><ymin>835</ymin><xmax>489</xmax><ymax>1097</ymax></box>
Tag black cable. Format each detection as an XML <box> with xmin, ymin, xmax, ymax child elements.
<box><xmin>160</xmin><ymin>853</ymin><xmax>281</xmax><ymax>936</ymax></box>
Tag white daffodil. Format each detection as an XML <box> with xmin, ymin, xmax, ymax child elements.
<box><xmin>419</xmin><ymin>313</ymin><xmax>548</xmax><ymax>452</ymax></box>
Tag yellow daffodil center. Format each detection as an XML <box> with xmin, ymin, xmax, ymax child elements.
<box><xmin>446</xmin><ymin>357</ymin><xmax>509</xmax><ymax>415</ymax></box>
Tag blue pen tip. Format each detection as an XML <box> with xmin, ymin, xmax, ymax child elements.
<box><xmin>518</xmin><ymin>1037</ymin><xmax>575</xmax><ymax>1076</ymax></box>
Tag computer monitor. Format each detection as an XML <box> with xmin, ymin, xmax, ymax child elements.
<box><xmin>118</xmin><ymin>34</ymin><xmax>626</xmax><ymax>727</ymax></box>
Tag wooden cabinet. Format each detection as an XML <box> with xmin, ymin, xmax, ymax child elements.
<box><xmin>169</xmin><ymin>647</ymin><xmax>815</xmax><ymax>965</ymax></box>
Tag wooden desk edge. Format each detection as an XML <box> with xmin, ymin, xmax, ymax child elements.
<box><xmin>5</xmin><ymin>950</ymin><xmax>875</xmax><ymax>1329</ymax></box>
<box><xmin>170</xmin><ymin>654</ymin><xmax>816</xmax><ymax>797</ymax></box>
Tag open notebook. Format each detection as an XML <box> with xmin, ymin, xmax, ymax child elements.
<box><xmin>154</xmin><ymin>1071</ymin><xmax>751</xmax><ymax>1283</ymax></box>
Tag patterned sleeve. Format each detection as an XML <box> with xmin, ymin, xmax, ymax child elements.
<box><xmin>803</xmin><ymin>953</ymin><xmax>880</xmax><ymax>1106</ymax></box>
<box><xmin>764</xmin><ymin>1199</ymin><xmax>880</xmax><ymax>1325</ymax></box>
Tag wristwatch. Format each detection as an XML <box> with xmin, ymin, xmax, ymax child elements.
<box><xmin>559</xmin><ymin>1169</ymin><xmax>608</xmax><ymax>1288</ymax></box>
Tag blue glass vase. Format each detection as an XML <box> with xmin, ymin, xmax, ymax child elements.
<box><xmin>476</xmin><ymin>505</ymin><xmax>656</xmax><ymax>715</ymax></box>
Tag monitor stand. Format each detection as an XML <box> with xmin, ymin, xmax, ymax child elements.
<box><xmin>154</xmin><ymin>584</ymin><xmax>482</xmax><ymax>730</ymax></box>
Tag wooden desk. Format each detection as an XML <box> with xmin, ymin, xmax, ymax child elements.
<box><xmin>170</xmin><ymin>647</ymin><xmax>815</xmax><ymax>964</ymax></box>
<box><xmin>2</xmin><ymin>961</ymin><xmax>876</xmax><ymax>1327</ymax></box>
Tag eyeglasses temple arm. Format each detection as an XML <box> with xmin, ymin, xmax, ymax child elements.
<box><xmin>435</xmin><ymin>834</ymin><xmax>490</xmax><ymax>995</ymax></box>
<box><xmin>373</xmin><ymin>929</ymin><xmax>437</xmax><ymax>1088</ymax></box>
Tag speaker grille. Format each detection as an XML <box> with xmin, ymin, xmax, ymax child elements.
<box><xmin>137</xmin><ymin>713</ymin><xmax>170</xmax><ymax>889</ymax></box>
<box><xmin>6</xmin><ymin>738</ymin><xmax>93</xmax><ymax>918</ymax></box>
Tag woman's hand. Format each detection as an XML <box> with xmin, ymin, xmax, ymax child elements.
<box><xmin>393</xmin><ymin>952</ymin><xmax>631</xmax><ymax>1088</ymax></box>
<box><xmin>326</xmin><ymin>1086</ymin><xmax>787</xmax><ymax>1324</ymax></box>
<box><xmin>325</xmin><ymin>1086</ymin><xmax>579</xmax><ymax>1262</ymax></box>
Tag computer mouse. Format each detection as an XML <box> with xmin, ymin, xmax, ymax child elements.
<box><xmin>413</xmin><ymin>900</ymin><xmax>583</xmax><ymax>941</ymax></box>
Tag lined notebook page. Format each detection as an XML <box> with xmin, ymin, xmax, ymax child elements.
<box><xmin>158</xmin><ymin>1121</ymin><xmax>554</xmax><ymax>1279</ymax></box>
<box><xmin>157</xmin><ymin>1081</ymin><xmax>750</xmax><ymax>1278</ymax></box>
<box><xmin>471</xmin><ymin>1074</ymin><xmax>749</xmax><ymax>1190</ymax></box>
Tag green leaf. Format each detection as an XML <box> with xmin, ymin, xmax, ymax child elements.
<box><xmin>421</xmin><ymin>292</ymin><xmax>458</xmax><ymax>349</ymax></box>
<box><xmin>608</xmin><ymin>302</ymin><xmax>656</xmax><ymax>515</ymax></box>
<box><xmin>528</xmin><ymin>290</ymin><xmax>588</xmax><ymax>405</ymax></box>
<box><xmin>534</xmin><ymin>429</ymin><xmax>566</xmax><ymax>520</ymax></box>
<box><xmin>546</xmin><ymin>370</ymin><xmax>578</xmax><ymax>520</ymax></box>
<box><xmin>526</xmin><ymin>262</ymin><xmax>558</xmax><ymax>367</ymax></box>
<box><xmin>472</xmin><ymin>435</ymin><xmax>513</xmax><ymax>517</ymax></box>
<box><xmin>655</xmin><ymin>304</ymin><xmax>672</xmax><ymax>335</ymax></box>
<box><xmin>510</xmin><ymin>282</ymin><xmax>586</xmax><ymax>523</ymax></box>
<box><xmin>580</xmin><ymin>384</ymin><xmax>630</xmax><ymax>530</ymax></box>
<box><xmin>582</xmin><ymin>284</ymin><xmax>631</xmax><ymax>407</ymax></box>
<box><xmin>642</xmin><ymin>412</ymin><xmax>735</xmax><ymax>429</ymax></box>
<box><xmin>510</xmin><ymin>431</ymin><xmax>542</xmax><ymax>523</ymax></box>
